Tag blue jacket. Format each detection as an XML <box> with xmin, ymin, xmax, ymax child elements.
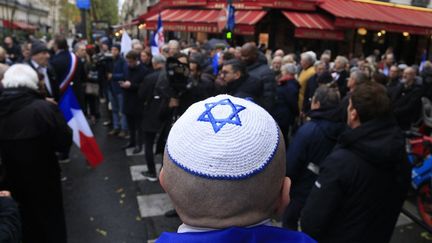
<box><xmin>110</xmin><ymin>56</ymin><xmax>128</xmax><ymax>94</ymax></box>
<box><xmin>286</xmin><ymin>107</ymin><xmax>346</xmax><ymax>202</ymax></box>
<box><xmin>156</xmin><ymin>225</ymin><xmax>316</xmax><ymax>243</ymax></box>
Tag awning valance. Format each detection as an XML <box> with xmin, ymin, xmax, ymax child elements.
<box><xmin>320</xmin><ymin>0</ymin><xmax>432</xmax><ymax>35</ymax></box>
<box><xmin>283</xmin><ymin>12</ymin><xmax>344</xmax><ymax>41</ymax></box>
<box><xmin>144</xmin><ymin>9</ymin><xmax>266</xmax><ymax>35</ymax></box>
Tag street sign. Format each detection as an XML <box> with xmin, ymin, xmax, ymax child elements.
<box><xmin>76</xmin><ymin>0</ymin><xmax>91</xmax><ymax>10</ymax></box>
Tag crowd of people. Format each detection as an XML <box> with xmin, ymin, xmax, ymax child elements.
<box><xmin>0</xmin><ymin>33</ymin><xmax>427</xmax><ymax>242</ymax></box>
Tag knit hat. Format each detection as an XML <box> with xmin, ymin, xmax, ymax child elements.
<box><xmin>166</xmin><ymin>94</ymin><xmax>279</xmax><ymax>180</ymax></box>
<box><xmin>31</xmin><ymin>41</ymin><xmax>49</xmax><ymax>56</ymax></box>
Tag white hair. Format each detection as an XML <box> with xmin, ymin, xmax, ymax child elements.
<box><xmin>301</xmin><ymin>51</ymin><xmax>317</xmax><ymax>65</ymax></box>
<box><xmin>281</xmin><ymin>63</ymin><xmax>297</xmax><ymax>74</ymax></box>
<box><xmin>2</xmin><ymin>64</ymin><xmax>39</xmax><ymax>90</ymax></box>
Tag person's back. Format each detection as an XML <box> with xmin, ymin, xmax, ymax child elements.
<box><xmin>0</xmin><ymin>64</ymin><xmax>71</xmax><ymax>243</ymax></box>
<box><xmin>283</xmin><ymin>86</ymin><xmax>345</xmax><ymax>229</ymax></box>
<box><xmin>241</xmin><ymin>43</ymin><xmax>275</xmax><ymax>112</ymax></box>
<box><xmin>157</xmin><ymin>94</ymin><xmax>316</xmax><ymax>243</ymax></box>
<box><xmin>301</xmin><ymin>82</ymin><xmax>410</xmax><ymax>243</ymax></box>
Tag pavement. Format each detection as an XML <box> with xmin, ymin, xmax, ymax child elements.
<box><xmin>62</xmin><ymin>113</ymin><xmax>432</xmax><ymax>243</ymax></box>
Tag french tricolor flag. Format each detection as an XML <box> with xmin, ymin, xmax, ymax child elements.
<box><xmin>59</xmin><ymin>87</ymin><xmax>103</xmax><ymax>167</ymax></box>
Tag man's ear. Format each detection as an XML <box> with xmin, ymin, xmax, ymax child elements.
<box><xmin>234</xmin><ymin>71</ymin><xmax>241</xmax><ymax>80</ymax></box>
<box><xmin>275</xmin><ymin>177</ymin><xmax>291</xmax><ymax>216</ymax></box>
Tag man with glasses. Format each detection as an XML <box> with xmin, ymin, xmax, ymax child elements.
<box><xmin>217</xmin><ymin>59</ymin><xmax>263</xmax><ymax>104</ymax></box>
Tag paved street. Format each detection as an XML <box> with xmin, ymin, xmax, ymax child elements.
<box><xmin>62</xmin><ymin>112</ymin><xmax>432</xmax><ymax>243</ymax></box>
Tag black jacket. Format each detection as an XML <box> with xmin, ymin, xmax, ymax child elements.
<box><xmin>0</xmin><ymin>88</ymin><xmax>71</xmax><ymax>243</ymax></box>
<box><xmin>247</xmin><ymin>61</ymin><xmax>276</xmax><ymax>112</ymax></box>
<box><xmin>273</xmin><ymin>78</ymin><xmax>300</xmax><ymax>132</ymax></box>
<box><xmin>50</xmin><ymin>50</ymin><xmax>78</xmax><ymax>93</ymax></box>
<box><xmin>301</xmin><ymin>118</ymin><xmax>410</xmax><ymax>243</ymax></box>
<box><xmin>391</xmin><ymin>83</ymin><xmax>423</xmax><ymax>130</ymax></box>
<box><xmin>334</xmin><ymin>69</ymin><xmax>349</xmax><ymax>98</ymax></box>
<box><xmin>123</xmin><ymin>63</ymin><xmax>150</xmax><ymax>115</ymax></box>
<box><xmin>139</xmin><ymin>69</ymin><xmax>164</xmax><ymax>132</ymax></box>
<box><xmin>219</xmin><ymin>74</ymin><xmax>263</xmax><ymax>104</ymax></box>
<box><xmin>286</xmin><ymin>107</ymin><xmax>345</xmax><ymax>202</ymax></box>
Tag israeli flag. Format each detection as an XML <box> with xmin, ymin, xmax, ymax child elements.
<box><xmin>151</xmin><ymin>14</ymin><xmax>164</xmax><ymax>56</ymax></box>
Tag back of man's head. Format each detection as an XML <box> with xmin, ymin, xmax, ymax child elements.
<box><xmin>312</xmin><ymin>85</ymin><xmax>340</xmax><ymax>109</ymax></box>
<box><xmin>351</xmin><ymin>82</ymin><xmax>391</xmax><ymax>123</ymax></box>
<box><xmin>55</xmin><ymin>36</ymin><xmax>68</xmax><ymax>50</ymax></box>
<box><xmin>160</xmin><ymin>95</ymin><xmax>287</xmax><ymax>229</ymax></box>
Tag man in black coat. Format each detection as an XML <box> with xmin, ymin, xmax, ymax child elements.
<box><xmin>50</xmin><ymin>36</ymin><xmax>79</xmax><ymax>101</ymax></box>
<box><xmin>3</xmin><ymin>36</ymin><xmax>22</xmax><ymax>63</ymax></box>
<box><xmin>27</xmin><ymin>40</ymin><xmax>60</xmax><ymax>102</ymax></box>
<box><xmin>120</xmin><ymin>51</ymin><xmax>150</xmax><ymax>153</ymax></box>
<box><xmin>216</xmin><ymin>59</ymin><xmax>263</xmax><ymax>103</ymax></box>
<box><xmin>283</xmin><ymin>85</ymin><xmax>345</xmax><ymax>230</ymax></box>
<box><xmin>391</xmin><ymin>66</ymin><xmax>423</xmax><ymax>130</ymax></box>
<box><xmin>0</xmin><ymin>64</ymin><xmax>72</xmax><ymax>243</ymax></box>
<box><xmin>138</xmin><ymin>54</ymin><xmax>166</xmax><ymax>182</ymax></box>
<box><xmin>301</xmin><ymin>82</ymin><xmax>410</xmax><ymax>243</ymax></box>
<box><xmin>240</xmin><ymin>43</ymin><xmax>275</xmax><ymax>112</ymax></box>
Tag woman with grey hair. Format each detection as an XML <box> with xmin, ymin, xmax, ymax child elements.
<box><xmin>0</xmin><ymin>64</ymin><xmax>71</xmax><ymax>243</ymax></box>
<box><xmin>272</xmin><ymin>63</ymin><xmax>300</xmax><ymax>145</ymax></box>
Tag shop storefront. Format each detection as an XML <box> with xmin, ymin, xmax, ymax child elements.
<box><xmin>133</xmin><ymin>0</ymin><xmax>432</xmax><ymax>64</ymax></box>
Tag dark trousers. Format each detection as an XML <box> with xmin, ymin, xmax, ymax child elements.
<box><xmin>282</xmin><ymin>198</ymin><xmax>303</xmax><ymax>230</ymax></box>
<box><xmin>144</xmin><ymin>132</ymin><xmax>157</xmax><ymax>174</ymax></box>
<box><xmin>126</xmin><ymin>114</ymin><xmax>143</xmax><ymax>146</ymax></box>
<box><xmin>84</xmin><ymin>94</ymin><xmax>100</xmax><ymax>118</ymax></box>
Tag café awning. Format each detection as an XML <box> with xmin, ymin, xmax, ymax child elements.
<box><xmin>319</xmin><ymin>0</ymin><xmax>432</xmax><ymax>35</ymax></box>
<box><xmin>144</xmin><ymin>9</ymin><xmax>267</xmax><ymax>35</ymax></box>
<box><xmin>282</xmin><ymin>11</ymin><xmax>344</xmax><ymax>41</ymax></box>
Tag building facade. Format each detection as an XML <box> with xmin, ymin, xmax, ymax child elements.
<box><xmin>0</xmin><ymin>0</ymin><xmax>64</xmax><ymax>37</ymax></box>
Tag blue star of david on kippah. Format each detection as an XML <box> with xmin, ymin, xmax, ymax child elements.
<box><xmin>198</xmin><ymin>98</ymin><xmax>246</xmax><ymax>133</ymax></box>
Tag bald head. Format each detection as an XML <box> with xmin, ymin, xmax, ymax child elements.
<box><xmin>160</xmin><ymin>131</ymin><xmax>287</xmax><ymax>228</ymax></box>
<box><xmin>403</xmin><ymin>67</ymin><xmax>416</xmax><ymax>85</ymax></box>
<box><xmin>159</xmin><ymin>95</ymin><xmax>291</xmax><ymax>229</ymax></box>
<box><xmin>240</xmin><ymin>42</ymin><xmax>258</xmax><ymax>65</ymax></box>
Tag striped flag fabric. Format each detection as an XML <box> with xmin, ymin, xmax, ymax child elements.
<box><xmin>150</xmin><ymin>14</ymin><xmax>164</xmax><ymax>56</ymax></box>
<box><xmin>59</xmin><ymin>87</ymin><xmax>103</xmax><ymax>167</ymax></box>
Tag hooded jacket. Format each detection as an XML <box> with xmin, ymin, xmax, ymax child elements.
<box><xmin>286</xmin><ymin>107</ymin><xmax>345</xmax><ymax>202</ymax></box>
<box><xmin>301</xmin><ymin>118</ymin><xmax>410</xmax><ymax>243</ymax></box>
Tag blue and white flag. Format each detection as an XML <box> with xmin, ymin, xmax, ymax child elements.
<box><xmin>120</xmin><ymin>29</ymin><xmax>132</xmax><ymax>57</ymax></box>
<box><xmin>227</xmin><ymin>4</ymin><xmax>235</xmax><ymax>31</ymax></box>
<box><xmin>151</xmin><ymin>14</ymin><xmax>164</xmax><ymax>56</ymax></box>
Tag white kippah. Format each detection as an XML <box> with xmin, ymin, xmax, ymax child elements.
<box><xmin>166</xmin><ymin>94</ymin><xmax>279</xmax><ymax>180</ymax></box>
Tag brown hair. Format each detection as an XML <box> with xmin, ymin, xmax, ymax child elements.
<box><xmin>351</xmin><ymin>82</ymin><xmax>391</xmax><ymax>123</ymax></box>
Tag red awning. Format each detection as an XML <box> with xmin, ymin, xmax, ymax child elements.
<box><xmin>112</xmin><ymin>20</ymin><xmax>139</xmax><ymax>30</ymax></box>
<box><xmin>282</xmin><ymin>12</ymin><xmax>344</xmax><ymax>41</ymax></box>
<box><xmin>319</xmin><ymin>0</ymin><xmax>432</xmax><ymax>35</ymax></box>
<box><xmin>2</xmin><ymin>20</ymin><xmax>37</xmax><ymax>31</ymax></box>
<box><xmin>144</xmin><ymin>9</ymin><xmax>266</xmax><ymax>35</ymax></box>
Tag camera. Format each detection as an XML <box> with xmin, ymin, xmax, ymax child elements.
<box><xmin>166</xmin><ymin>56</ymin><xmax>190</xmax><ymax>97</ymax></box>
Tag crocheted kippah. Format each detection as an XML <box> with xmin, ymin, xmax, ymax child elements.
<box><xmin>166</xmin><ymin>94</ymin><xmax>279</xmax><ymax>180</ymax></box>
